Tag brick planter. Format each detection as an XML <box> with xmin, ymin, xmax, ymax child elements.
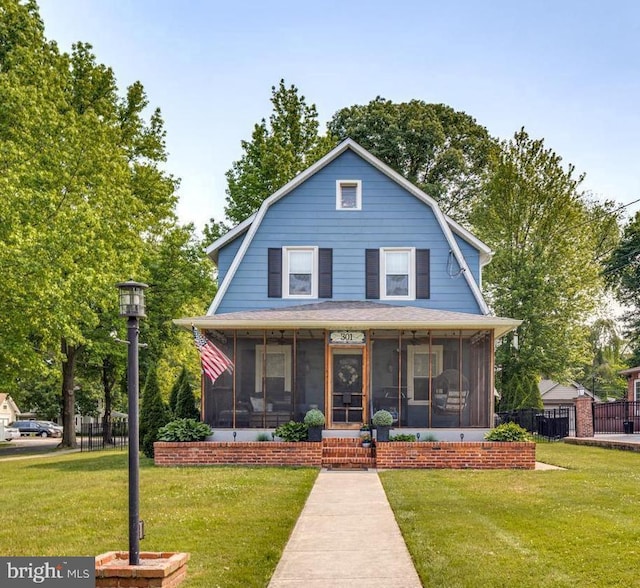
<box><xmin>154</xmin><ymin>440</ymin><xmax>534</xmax><ymax>469</ymax></box>
<box><xmin>95</xmin><ymin>551</ymin><xmax>189</xmax><ymax>588</ymax></box>
<box><xmin>154</xmin><ymin>441</ymin><xmax>323</xmax><ymax>467</ymax></box>
<box><xmin>376</xmin><ymin>441</ymin><xmax>535</xmax><ymax>469</ymax></box>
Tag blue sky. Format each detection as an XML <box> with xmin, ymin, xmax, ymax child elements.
<box><xmin>37</xmin><ymin>0</ymin><xmax>640</xmax><ymax>233</ymax></box>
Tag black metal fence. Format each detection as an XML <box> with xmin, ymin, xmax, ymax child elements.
<box><xmin>593</xmin><ymin>401</ymin><xmax>640</xmax><ymax>434</ymax></box>
<box><xmin>79</xmin><ymin>419</ymin><xmax>128</xmax><ymax>451</ymax></box>
<box><xmin>496</xmin><ymin>407</ymin><xmax>574</xmax><ymax>440</ymax></box>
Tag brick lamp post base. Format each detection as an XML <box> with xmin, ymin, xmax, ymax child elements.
<box><xmin>95</xmin><ymin>551</ymin><xmax>190</xmax><ymax>588</ymax></box>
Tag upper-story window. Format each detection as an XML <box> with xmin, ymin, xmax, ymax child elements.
<box><xmin>366</xmin><ymin>248</ymin><xmax>430</xmax><ymax>300</ymax></box>
<box><xmin>336</xmin><ymin>180</ymin><xmax>362</xmax><ymax>210</ymax></box>
<box><xmin>268</xmin><ymin>247</ymin><xmax>333</xmax><ymax>299</ymax></box>
<box><xmin>284</xmin><ymin>247</ymin><xmax>317</xmax><ymax>297</ymax></box>
<box><xmin>381</xmin><ymin>248</ymin><xmax>413</xmax><ymax>298</ymax></box>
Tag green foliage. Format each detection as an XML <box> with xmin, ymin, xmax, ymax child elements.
<box><xmin>372</xmin><ymin>409</ymin><xmax>394</xmax><ymax>426</ymax></box>
<box><xmin>168</xmin><ymin>367</ymin><xmax>186</xmax><ymax>415</ymax></box>
<box><xmin>498</xmin><ymin>371</ymin><xmax>543</xmax><ymax>411</ymax></box>
<box><xmin>255</xmin><ymin>432</ymin><xmax>272</xmax><ymax>442</ymax></box>
<box><xmin>303</xmin><ymin>409</ymin><xmax>325</xmax><ymax>427</ymax></box>
<box><xmin>157</xmin><ymin>418</ymin><xmax>212</xmax><ymax>442</ymax></box>
<box><xmin>274</xmin><ymin>421</ymin><xmax>308</xmax><ymax>442</ymax></box>
<box><xmin>484</xmin><ymin>422</ymin><xmax>530</xmax><ymax>442</ymax></box>
<box><xmin>210</xmin><ymin>79</ymin><xmax>335</xmax><ymax>235</ymax></box>
<box><xmin>472</xmin><ymin>128</ymin><xmax>618</xmax><ymax>387</ymax></box>
<box><xmin>174</xmin><ymin>369</ymin><xmax>200</xmax><ymax>420</ymax></box>
<box><xmin>328</xmin><ymin>97</ymin><xmax>496</xmax><ymax>223</ymax></box>
<box><xmin>140</xmin><ymin>365</ymin><xmax>170</xmax><ymax>457</ymax></box>
<box><xmin>389</xmin><ymin>433</ymin><xmax>417</xmax><ymax>442</ymax></box>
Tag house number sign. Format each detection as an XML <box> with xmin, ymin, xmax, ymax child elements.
<box><xmin>330</xmin><ymin>330</ymin><xmax>365</xmax><ymax>345</ymax></box>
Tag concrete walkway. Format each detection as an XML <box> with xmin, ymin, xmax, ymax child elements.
<box><xmin>268</xmin><ymin>469</ymin><xmax>422</xmax><ymax>588</ymax></box>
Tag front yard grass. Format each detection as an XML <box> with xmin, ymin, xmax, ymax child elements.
<box><xmin>0</xmin><ymin>451</ymin><xmax>317</xmax><ymax>588</ymax></box>
<box><xmin>381</xmin><ymin>442</ymin><xmax>640</xmax><ymax>588</ymax></box>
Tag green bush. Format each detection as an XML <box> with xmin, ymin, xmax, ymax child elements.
<box><xmin>372</xmin><ymin>409</ymin><xmax>393</xmax><ymax>426</ymax></box>
<box><xmin>484</xmin><ymin>422</ymin><xmax>530</xmax><ymax>442</ymax></box>
<box><xmin>174</xmin><ymin>371</ymin><xmax>200</xmax><ymax>420</ymax></box>
<box><xmin>140</xmin><ymin>365</ymin><xmax>170</xmax><ymax>458</ymax></box>
<box><xmin>389</xmin><ymin>433</ymin><xmax>417</xmax><ymax>442</ymax></box>
<box><xmin>274</xmin><ymin>421</ymin><xmax>308</xmax><ymax>442</ymax></box>
<box><xmin>303</xmin><ymin>409</ymin><xmax>325</xmax><ymax>427</ymax></box>
<box><xmin>255</xmin><ymin>432</ymin><xmax>272</xmax><ymax>442</ymax></box>
<box><xmin>158</xmin><ymin>418</ymin><xmax>212</xmax><ymax>442</ymax></box>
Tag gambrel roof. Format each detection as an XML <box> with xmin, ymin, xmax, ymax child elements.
<box><xmin>206</xmin><ymin>139</ymin><xmax>493</xmax><ymax>316</ymax></box>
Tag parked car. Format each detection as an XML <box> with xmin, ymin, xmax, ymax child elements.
<box><xmin>36</xmin><ymin>420</ymin><xmax>63</xmax><ymax>435</ymax></box>
<box><xmin>1</xmin><ymin>425</ymin><xmax>21</xmax><ymax>441</ymax></box>
<box><xmin>9</xmin><ymin>420</ymin><xmax>61</xmax><ymax>438</ymax></box>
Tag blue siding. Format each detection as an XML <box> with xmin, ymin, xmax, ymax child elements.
<box><xmin>217</xmin><ymin>234</ymin><xmax>244</xmax><ymax>284</ymax></box>
<box><xmin>454</xmin><ymin>234</ymin><xmax>481</xmax><ymax>285</ymax></box>
<box><xmin>217</xmin><ymin>149</ymin><xmax>484</xmax><ymax>314</ymax></box>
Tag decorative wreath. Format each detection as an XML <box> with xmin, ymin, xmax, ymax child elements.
<box><xmin>337</xmin><ymin>363</ymin><xmax>359</xmax><ymax>386</ymax></box>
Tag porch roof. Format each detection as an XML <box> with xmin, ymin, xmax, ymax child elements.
<box><xmin>175</xmin><ymin>301</ymin><xmax>521</xmax><ymax>338</ymax></box>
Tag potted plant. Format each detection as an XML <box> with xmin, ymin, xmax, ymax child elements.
<box><xmin>361</xmin><ymin>433</ymin><xmax>372</xmax><ymax>448</ymax></box>
<box><xmin>304</xmin><ymin>408</ymin><xmax>325</xmax><ymax>442</ymax></box>
<box><xmin>359</xmin><ymin>423</ymin><xmax>371</xmax><ymax>439</ymax></box>
<box><xmin>372</xmin><ymin>409</ymin><xmax>393</xmax><ymax>442</ymax></box>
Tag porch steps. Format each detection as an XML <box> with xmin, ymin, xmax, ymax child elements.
<box><xmin>321</xmin><ymin>437</ymin><xmax>376</xmax><ymax>470</ymax></box>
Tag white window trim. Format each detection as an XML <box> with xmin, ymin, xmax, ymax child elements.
<box><xmin>255</xmin><ymin>344</ymin><xmax>292</xmax><ymax>393</ymax></box>
<box><xmin>380</xmin><ymin>247</ymin><xmax>416</xmax><ymax>300</ymax></box>
<box><xmin>336</xmin><ymin>180</ymin><xmax>362</xmax><ymax>211</ymax></box>
<box><xmin>634</xmin><ymin>380</ymin><xmax>640</xmax><ymax>402</ymax></box>
<box><xmin>407</xmin><ymin>345</ymin><xmax>443</xmax><ymax>405</ymax></box>
<box><xmin>282</xmin><ymin>246</ymin><xmax>318</xmax><ymax>299</ymax></box>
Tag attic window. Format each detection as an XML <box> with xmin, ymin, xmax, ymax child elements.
<box><xmin>336</xmin><ymin>180</ymin><xmax>361</xmax><ymax>210</ymax></box>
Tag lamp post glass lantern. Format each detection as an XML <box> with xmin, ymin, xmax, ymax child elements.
<box><xmin>116</xmin><ymin>280</ymin><xmax>148</xmax><ymax>566</ymax></box>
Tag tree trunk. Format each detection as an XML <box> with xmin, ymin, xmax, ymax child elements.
<box><xmin>61</xmin><ymin>339</ymin><xmax>78</xmax><ymax>448</ymax></box>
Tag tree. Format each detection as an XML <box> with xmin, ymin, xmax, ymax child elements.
<box><xmin>0</xmin><ymin>2</ymin><xmax>184</xmax><ymax>448</ymax></box>
<box><xmin>139</xmin><ymin>364</ymin><xmax>170</xmax><ymax>458</ymax></box>
<box><xmin>472</xmin><ymin>129</ymin><xmax>619</xmax><ymax>403</ymax></box>
<box><xmin>327</xmin><ymin>97</ymin><xmax>496</xmax><ymax>223</ymax></box>
<box><xmin>208</xmin><ymin>79</ymin><xmax>335</xmax><ymax>235</ymax></box>
<box><xmin>174</xmin><ymin>371</ymin><xmax>199</xmax><ymax>420</ymax></box>
<box><xmin>605</xmin><ymin>212</ymin><xmax>640</xmax><ymax>366</ymax></box>
<box><xmin>168</xmin><ymin>367</ymin><xmax>187</xmax><ymax>416</ymax></box>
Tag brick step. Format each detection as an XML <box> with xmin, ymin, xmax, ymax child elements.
<box><xmin>322</xmin><ymin>456</ymin><xmax>376</xmax><ymax>469</ymax></box>
<box><xmin>322</xmin><ymin>447</ymin><xmax>374</xmax><ymax>458</ymax></box>
<box><xmin>322</xmin><ymin>437</ymin><xmax>364</xmax><ymax>447</ymax></box>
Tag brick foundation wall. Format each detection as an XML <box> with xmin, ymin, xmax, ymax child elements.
<box><xmin>154</xmin><ymin>441</ymin><xmax>323</xmax><ymax>467</ymax></box>
<box><xmin>376</xmin><ymin>441</ymin><xmax>535</xmax><ymax>469</ymax></box>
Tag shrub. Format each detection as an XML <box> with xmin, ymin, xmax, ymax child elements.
<box><xmin>274</xmin><ymin>421</ymin><xmax>308</xmax><ymax>442</ymax></box>
<box><xmin>389</xmin><ymin>433</ymin><xmax>416</xmax><ymax>442</ymax></box>
<box><xmin>303</xmin><ymin>409</ymin><xmax>325</xmax><ymax>427</ymax></box>
<box><xmin>158</xmin><ymin>418</ymin><xmax>212</xmax><ymax>442</ymax></box>
<box><xmin>372</xmin><ymin>409</ymin><xmax>393</xmax><ymax>427</ymax></box>
<box><xmin>484</xmin><ymin>422</ymin><xmax>530</xmax><ymax>442</ymax></box>
<box><xmin>168</xmin><ymin>367</ymin><xmax>187</xmax><ymax>415</ymax></box>
<box><xmin>174</xmin><ymin>371</ymin><xmax>200</xmax><ymax>420</ymax></box>
<box><xmin>140</xmin><ymin>365</ymin><xmax>170</xmax><ymax>458</ymax></box>
<box><xmin>256</xmin><ymin>432</ymin><xmax>272</xmax><ymax>442</ymax></box>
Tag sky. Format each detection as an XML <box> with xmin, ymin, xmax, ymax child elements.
<box><xmin>37</xmin><ymin>0</ymin><xmax>640</xmax><ymax>234</ymax></box>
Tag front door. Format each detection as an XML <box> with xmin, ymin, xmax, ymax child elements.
<box><xmin>330</xmin><ymin>347</ymin><xmax>365</xmax><ymax>427</ymax></box>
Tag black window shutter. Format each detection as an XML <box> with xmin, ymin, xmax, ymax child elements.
<box><xmin>416</xmin><ymin>249</ymin><xmax>430</xmax><ymax>299</ymax></box>
<box><xmin>365</xmin><ymin>249</ymin><xmax>380</xmax><ymax>299</ymax></box>
<box><xmin>318</xmin><ymin>248</ymin><xmax>333</xmax><ymax>298</ymax></box>
<box><xmin>268</xmin><ymin>248</ymin><xmax>282</xmax><ymax>298</ymax></box>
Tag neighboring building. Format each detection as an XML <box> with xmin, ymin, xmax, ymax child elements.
<box><xmin>0</xmin><ymin>394</ymin><xmax>21</xmax><ymax>426</ymax></box>
<box><xmin>538</xmin><ymin>379</ymin><xmax>596</xmax><ymax>411</ymax></box>
<box><xmin>176</xmin><ymin>139</ymin><xmax>520</xmax><ymax>434</ymax></box>
<box><xmin>619</xmin><ymin>366</ymin><xmax>640</xmax><ymax>402</ymax></box>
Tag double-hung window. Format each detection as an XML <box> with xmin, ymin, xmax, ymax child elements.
<box><xmin>381</xmin><ymin>248</ymin><xmax>414</xmax><ymax>299</ymax></box>
<box><xmin>407</xmin><ymin>345</ymin><xmax>443</xmax><ymax>405</ymax></box>
<box><xmin>284</xmin><ymin>247</ymin><xmax>317</xmax><ymax>298</ymax></box>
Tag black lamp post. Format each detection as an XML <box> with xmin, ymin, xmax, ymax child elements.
<box><xmin>116</xmin><ymin>279</ymin><xmax>148</xmax><ymax>566</ymax></box>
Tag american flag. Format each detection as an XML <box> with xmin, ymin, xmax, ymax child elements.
<box><xmin>192</xmin><ymin>326</ymin><xmax>234</xmax><ymax>384</ymax></box>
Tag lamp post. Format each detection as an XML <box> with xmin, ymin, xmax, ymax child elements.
<box><xmin>116</xmin><ymin>279</ymin><xmax>148</xmax><ymax>566</ymax></box>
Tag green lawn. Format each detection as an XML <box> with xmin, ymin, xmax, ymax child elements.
<box><xmin>0</xmin><ymin>451</ymin><xmax>317</xmax><ymax>588</ymax></box>
<box><xmin>381</xmin><ymin>442</ymin><xmax>640</xmax><ymax>588</ymax></box>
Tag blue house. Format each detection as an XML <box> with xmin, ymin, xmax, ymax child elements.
<box><xmin>177</xmin><ymin>139</ymin><xmax>519</xmax><ymax>435</ymax></box>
